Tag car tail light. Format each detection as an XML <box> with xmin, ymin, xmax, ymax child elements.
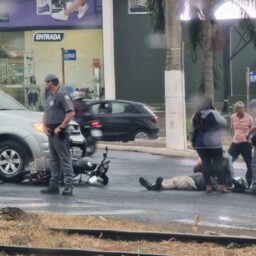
<box><xmin>151</xmin><ymin>115</ymin><xmax>158</xmax><ymax>124</ymax></box>
<box><xmin>91</xmin><ymin>120</ymin><xmax>101</xmax><ymax>127</ymax></box>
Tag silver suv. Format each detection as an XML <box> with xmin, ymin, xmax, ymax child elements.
<box><xmin>0</xmin><ymin>90</ymin><xmax>84</xmax><ymax>182</ymax></box>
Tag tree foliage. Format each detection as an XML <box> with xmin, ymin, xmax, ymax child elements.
<box><xmin>146</xmin><ymin>0</ymin><xmax>256</xmax><ymax>96</ymax></box>
<box><xmin>188</xmin><ymin>18</ymin><xmax>224</xmax><ymax>60</ymax></box>
<box><xmin>188</xmin><ymin>18</ymin><xmax>203</xmax><ymax>62</ymax></box>
<box><xmin>146</xmin><ymin>0</ymin><xmax>256</xmax><ymax>52</ymax></box>
<box><xmin>240</xmin><ymin>16</ymin><xmax>256</xmax><ymax>48</ymax></box>
<box><xmin>146</xmin><ymin>0</ymin><xmax>165</xmax><ymax>32</ymax></box>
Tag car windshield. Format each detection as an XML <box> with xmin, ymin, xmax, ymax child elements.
<box><xmin>0</xmin><ymin>91</ymin><xmax>26</xmax><ymax>110</ymax></box>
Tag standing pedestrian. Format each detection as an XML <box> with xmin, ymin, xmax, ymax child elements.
<box><xmin>40</xmin><ymin>74</ymin><xmax>75</xmax><ymax>196</ymax></box>
<box><xmin>228</xmin><ymin>101</ymin><xmax>253</xmax><ymax>186</ymax></box>
<box><xmin>26</xmin><ymin>76</ymin><xmax>40</xmax><ymax>111</ymax></box>
<box><xmin>189</xmin><ymin>97</ymin><xmax>228</xmax><ymax>193</ymax></box>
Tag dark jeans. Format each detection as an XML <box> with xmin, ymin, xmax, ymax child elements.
<box><xmin>228</xmin><ymin>142</ymin><xmax>252</xmax><ymax>185</ymax></box>
<box><xmin>196</xmin><ymin>148</ymin><xmax>224</xmax><ymax>186</ymax></box>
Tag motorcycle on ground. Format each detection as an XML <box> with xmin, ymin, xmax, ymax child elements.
<box><xmin>72</xmin><ymin>146</ymin><xmax>109</xmax><ymax>185</ymax></box>
<box><xmin>24</xmin><ymin>146</ymin><xmax>110</xmax><ymax>186</ymax></box>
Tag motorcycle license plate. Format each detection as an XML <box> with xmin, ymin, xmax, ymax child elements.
<box><xmin>29</xmin><ymin>158</ymin><xmax>47</xmax><ymax>174</ymax></box>
<box><xmin>28</xmin><ymin>161</ymin><xmax>37</xmax><ymax>174</ymax></box>
<box><xmin>89</xmin><ymin>176</ymin><xmax>98</xmax><ymax>183</ymax></box>
<box><xmin>91</xmin><ymin>129</ymin><xmax>102</xmax><ymax>138</ymax></box>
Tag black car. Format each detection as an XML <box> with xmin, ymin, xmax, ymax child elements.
<box><xmin>79</xmin><ymin>99</ymin><xmax>159</xmax><ymax>142</ymax></box>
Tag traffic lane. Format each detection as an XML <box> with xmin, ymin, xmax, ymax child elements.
<box><xmin>107</xmin><ymin>150</ymin><xmax>246</xmax><ymax>188</ymax></box>
<box><xmin>0</xmin><ymin>149</ymin><xmax>254</xmax><ymax>230</ymax></box>
<box><xmin>107</xmin><ymin>150</ymin><xmax>254</xmax><ymax>228</ymax></box>
<box><xmin>0</xmin><ymin>182</ymin><xmax>255</xmax><ymax>230</ymax></box>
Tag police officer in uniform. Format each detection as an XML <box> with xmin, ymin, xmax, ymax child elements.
<box><xmin>40</xmin><ymin>74</ymin><xmax>75</xmax><ymax>196</ymax></box>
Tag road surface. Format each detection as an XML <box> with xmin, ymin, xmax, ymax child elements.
<box><xmin>0</xmin><ymin>149</ymin><xmax>255</xmax><ymax>230</ymax></box>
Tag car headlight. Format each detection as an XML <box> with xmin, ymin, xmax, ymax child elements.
<box><xmin>32</xmin><ymin>122</ymin><xmax>44</xmax><ymax>133</ymax></box>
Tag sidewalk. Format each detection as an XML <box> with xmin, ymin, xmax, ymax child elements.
<box><xmin>98</xmin><ymin>137</ymin><xmax>198</xmax><ymax>159</ymax></box>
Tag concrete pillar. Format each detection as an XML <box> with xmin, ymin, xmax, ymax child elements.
<box><xmin>102</xmin><ymin>0</ymin><xmax>116</xmax><ymax>99</ymax></box>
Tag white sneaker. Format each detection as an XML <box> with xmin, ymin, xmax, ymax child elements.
<box><xmin>52</xmin><ymin>9</ymin><xmax>69</xmax><ymax>21</ymax></box>
<box><xmin>77</xmin><ymin>3</ymin><xmax>89</xmax><ymax>19</ymax></box>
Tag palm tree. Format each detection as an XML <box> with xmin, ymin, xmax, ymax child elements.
<box><xmin>146</xmin><ymin>0</ymin><xmax>256</xmax><ymax>149</ymax></box>
<box><xmin>148</xmin><ymin>0</ymin><xmax>256</xmax><ymax>102</ymax></box>
<box><xmin>187</xmin><ymin>0</ymin><xmax>256</xmax><ymax>102</ymax></box>
<box><xmin>187</xmin><ymin>0</ymin><xmax>222</xmax><ymax>102</ymax></box>
<box><xmin>147</xmin><ymin>0</ymin><xmax>187</xmax><ymax>150</ymax></box>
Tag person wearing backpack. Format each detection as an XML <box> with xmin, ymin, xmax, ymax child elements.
<box><xmin>189</xmin><ymin>97</ymin><xmax>228</xmax><ymax>193</ymax></box>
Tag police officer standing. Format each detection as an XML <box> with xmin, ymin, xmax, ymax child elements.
<box><xmin>40</xmin><ymin>74</ymin><xmax>75</xmax><ymax>196</ymax></box>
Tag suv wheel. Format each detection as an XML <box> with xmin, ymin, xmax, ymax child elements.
<box><xmin>133</xmin><ymin>130</ymin><xmax>149</xmax><ymax>141</ymax></box>
<box><xmin>97</xmin><ymin>174</ymin><xmax>109</xmax><ymax>185</ymax></box>
<box><xmin>0</xmin><ymin>141</ymin><xmax>29</xmax><ymax>182</ymax></box>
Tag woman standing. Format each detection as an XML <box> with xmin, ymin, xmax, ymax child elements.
<box><xmin>228</xmin><ymin>101</ymin><xmax>253</xmax><ymax>186</ymax></box>
<box><xmin>189</xmin><ymin>97</ymin><xmax>228</xmax><ymax>193</ymax></box>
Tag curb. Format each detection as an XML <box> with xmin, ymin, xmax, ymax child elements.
<box><xmin>98</xmin><ymin>143</ymin><xmax>198</xmax><ymax>159</ymax></box>
<box><xmin>50</xmin><ymin>227</ymin><xmax>256</xmax><ymax>245</ymax></box>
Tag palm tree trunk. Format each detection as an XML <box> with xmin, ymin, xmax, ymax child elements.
<box><xmin>165</xmin><ymin>0</ymin><xmax>187</xmax><ymax>150</ymax></box>
<box><xmin>203</xmin><ymin>21</ymin><xmax>214</xmax><ymax>101</ymax></box>
<box><xmin>165</xmin><ymin>0</ymin><xmax>181</xmax><ymax>70</ymax></box>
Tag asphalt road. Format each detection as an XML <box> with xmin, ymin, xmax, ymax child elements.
<box><xmin>0</xmin><ymin>149</ymin><xmax>255</xmax><ymax>230</ymax></box>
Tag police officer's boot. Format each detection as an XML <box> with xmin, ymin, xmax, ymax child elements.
<box><xmin>40</xmin><ymin>185</ymin><xmax>60</xmax><ymax>194</ymax></box>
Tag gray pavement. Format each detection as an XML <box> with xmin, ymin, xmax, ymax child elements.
<box><xmin>0</xmin><ymin>149</ymin><xmax>252</xmax><ymax>233</ymax></box>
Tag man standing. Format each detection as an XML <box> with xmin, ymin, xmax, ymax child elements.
<box><xmin>228</xmin><ymin>101</ymin><xmax>253</xmax><ymax>186</ymax></box>
<box><xmin>40</xmin><ymin>74</ymin><xmax>75</xmax><ymax>196</ymax></box>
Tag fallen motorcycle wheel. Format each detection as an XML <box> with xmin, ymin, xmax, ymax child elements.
<box><xmin>97</xmin><ymin>174</ymin><xmax>109</xmax><ymax>185</ymax></box>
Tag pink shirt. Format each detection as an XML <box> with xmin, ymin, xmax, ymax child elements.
<box><xmin>231</xmin><ymin>112</ymin><xmax>253</xmax><ymax>143</ymax></box>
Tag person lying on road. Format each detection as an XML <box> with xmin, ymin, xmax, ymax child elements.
<box><xmin>139</xmin><ymin>155</ymin><xmax>246</xmax><ymax>193</ymax></box>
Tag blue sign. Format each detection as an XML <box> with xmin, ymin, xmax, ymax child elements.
<box><xmin>250</xmin><ymin>71</ymin><xmax>256</xmax><ymax>83</ymax></box>
<box><xmin>64</xmin><ymin>49</ymin><xmax>76</xmax><ymax>61</ymax></box>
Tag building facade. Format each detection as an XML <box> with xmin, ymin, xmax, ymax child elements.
<box><xmin>0</xmin><ymin>0</ymin><xmax>103</xmax><ymax>108</ymax></box>
<box><xmin>1</xmin><ymin>0</ymin><xmax>256</xmax><ymax>113</ymax></box>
